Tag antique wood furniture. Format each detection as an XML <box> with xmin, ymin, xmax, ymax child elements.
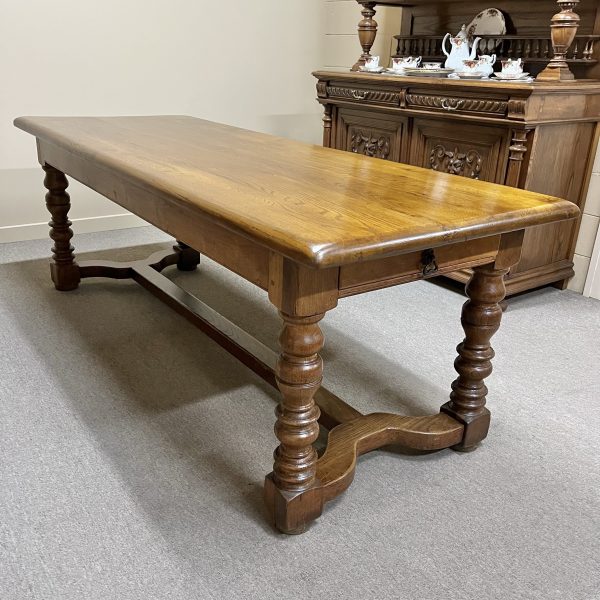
<box><xmin>14</xmin><ymin>115</ymin><xmax>577</xmax><ymax>534</ymax></box>
<box><xmin>334</xmin><ymin>2</ymin><xmax>600</xmax><ymax>294</ymax></box>
<box><xmin>352</xmin><ymin>1</ymin><xmax>600</xmax><ymax>79</ymax></box>
<box><xmin>313</xmin><ymin>71</ymin><xmax>600</xmax><ymax>294</ymax></box>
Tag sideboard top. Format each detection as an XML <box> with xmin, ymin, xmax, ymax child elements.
<box><xmin>15</xmin><ymin>115</ymin><xmax>578</xmax><ymax>268</ymax></box>
<box><xmin>312</xmin><ymin>69</ymin><xmax>600</xmax><ymax>94</ymax></box>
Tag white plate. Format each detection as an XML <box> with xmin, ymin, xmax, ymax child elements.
<box><xmin>467</xmin><ymin>8</ymin><xmax>507</xmax><ymax>37</ymax></box>
<box><xmin>383</xmin><ymin>68</ymin><xmax>408</xmax><ymax>76</ymax></box>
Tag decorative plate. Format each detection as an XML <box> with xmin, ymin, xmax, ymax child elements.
<box><xmin>467</xmin><ymin>8</ymin><xmax>506</xmax><ymax>37</ymax></box>
<box><xmin>383</xmin><ymin>68</ymin><xmax>408</xmax><ymax>76</ymax></box>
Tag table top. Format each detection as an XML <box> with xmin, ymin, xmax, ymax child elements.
<box><xmin>15</xmin><ymin>115</ymin><xmax>578</xmax><ymax>268</ymax></box>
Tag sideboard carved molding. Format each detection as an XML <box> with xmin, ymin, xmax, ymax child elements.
<box><xmin>313</xmin><ymin>70</ymin><xmax>600</xmax><ymax>295</ymax></box>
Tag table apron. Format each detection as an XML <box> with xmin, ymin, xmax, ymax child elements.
<box><xmin>37</xmin><ymin>140</ymin><xmax>271</xmax><ymax>290</ymax></box>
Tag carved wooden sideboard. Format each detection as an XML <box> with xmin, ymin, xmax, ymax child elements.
<box><xmin>313</xmin><ymin>71</ymin><xmax>600</xmax><ymax>294</ymax></box>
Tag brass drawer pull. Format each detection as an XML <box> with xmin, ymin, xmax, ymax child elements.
<box><xmin>352</xmin><ymin>90</ymin><xmax>369</xmax><ymax>100</ymax></box>
<box><xmin>441</xmin><ymin>98</ymin><xmax>464</xmax><ymax>111</ymax></box>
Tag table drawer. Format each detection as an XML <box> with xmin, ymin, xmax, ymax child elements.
<box><xmin>339</xmin><ymin>236</ymin><xmax>500</xmax><ymax>297</ymax></box>
<box><xmin>405</xmin><ymin>91</ymin><xmax>508</xmax><ymax>117</ymax></box>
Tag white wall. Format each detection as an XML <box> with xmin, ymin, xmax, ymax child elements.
<box><xmin>0</xmin><ymin>0</ymin><xmax>324</xmax><ymax>241</ymax></box>
<box><xmin>324</xmin><ymin>0</ymin><xmax>401</xmax><ymax>68</ymax></box>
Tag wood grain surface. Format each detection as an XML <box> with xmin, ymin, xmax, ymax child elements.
<box><xmin>15</xmin><ymin>116</ymin><xmax>578</xmax><ymax>268</ymax></box>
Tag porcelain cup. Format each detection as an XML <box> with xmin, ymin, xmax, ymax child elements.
<box><xmin>477</xmin><ymin>54</ymin><xmax>496</xmax><ymax>76</ymax></box>
<box><xmin>422</xmin><ymin>62</ymin><xmax>443</xmax><ymax>70</ymax></box>
<box><xmin>500</xmin><ymin>58</ymin><xmax>523</xmax><ymax>76</ymax></box>
<box><xmin>392</xmin><ymin>56</ymin><xmax>421</xmax><ymax>71</ymax></box>
<box><xmin>364</xmin><ymin>55</ymin><xmax>380</xmax><ymax>70</ymax></box>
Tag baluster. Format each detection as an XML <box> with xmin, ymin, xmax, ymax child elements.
<box><xmin>571</xmin><ymin>39</ymin><xmax>579</xmax><ymax>59</ymax></box>
<box><xmin>583</xmin><ymin>39</ymin><xmax>593</xmax><ymax>60</ymax></box>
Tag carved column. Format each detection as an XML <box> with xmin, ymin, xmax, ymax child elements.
<box><xmin>352</xmin><ymin>2</ymin><xmax>378</xmax><ymax>71</ymax></box>
<box><xmin>322</xmin><ymin>104</ymin><xmax>333</xmax><ymax>148</ymax></box>
<box><xmin>505</xmin><ymin>129</ymin><xmax>530</xmax><ymax>188</ymax></box>
<box><xmin>537</xmin><ymin>0</ymin><xmax>580</xmax><ymax>81</ymax></box>
<box><xmin>441</xmin><ymin>263</ymin><xmax>508</xmax><ymax>450</ymax></box>
<box><xmin>174</xmin><ymin>240</ymin><xmax>200</xmax><ymax>271</ymax></box>
<box><xmin>43</xmin><ymin>165</ymin><xmax>80</xmax><ymax>291</ymax></box>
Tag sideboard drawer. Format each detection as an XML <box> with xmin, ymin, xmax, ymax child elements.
<box><xmin>326</xmin><ymin>85</ymin><xmax>403</xmax><ymax>107</ymax></box>
<box><xmin>405</xmin><ymin>91</ymin><xmax>508</xmax><ymax>118</ymax></box>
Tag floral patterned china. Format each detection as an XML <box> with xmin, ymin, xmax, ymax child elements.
<box><xmin>391</xmin><ymin>56</ymin><xmax>422</xmax><ymax>71</ymax></box>
<box><xmin>467</xmin><ymin>8</ymin><xmax>507</xmax><ymax>37</ymax></box>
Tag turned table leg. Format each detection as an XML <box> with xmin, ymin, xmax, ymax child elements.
<box><xmin>264</xmin><ymin>312</ymin><xmax>325</xmax><ymax>534</ymax></box>
<box><xmin>43</xmin><ymin>165</ymin><xmax>80</xmax><ymax>291</ymax></box>
<box><xmin>174</xmin><ymin>240</ymin><xmax>200</xmax><ymax>271</ymax></box>
<box><xmin>441</xmin><ymin>263</ymin><xmax>508</xmax><ymax>450</ymax></box>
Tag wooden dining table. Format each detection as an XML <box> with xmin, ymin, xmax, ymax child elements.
<box><xmin>14</xmin><ymin>115</ymin><xmax>578</xmax><ymax>534</ymax></box>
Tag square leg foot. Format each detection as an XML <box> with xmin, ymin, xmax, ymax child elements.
<box><xmin>440</xmin><ymin>404</ymin><xmax>491</xmax><ymax>451</ymax></box>
<box><xmin>264</xmin><ymin>473</ymin><xmax>324</xmax><ymax>534</ymax></box>
<box><xmin>174</xmin><ymin>242</ymin><xmax>200</xmax><ymax>271</ymax></box>
<box><xmin>50</xmin><ymin>263</ymin><xmax>81</xmax><ymax>291</ymax></box>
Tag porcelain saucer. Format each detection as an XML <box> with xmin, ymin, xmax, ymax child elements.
<box><xmin>358</xmin><ymin>66</ymin><xmax>385</xmax><ymax>73</ymax></box>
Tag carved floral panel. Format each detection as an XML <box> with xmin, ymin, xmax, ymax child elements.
<box><xmin>349</xmin><ymin>128</ymin><xmax>391</xmax><ymax>160</ymax></box>
<box><xmin>429</xmin><ymin>144</ymin><xmax>483</xmax><ymax>179</ymax></box>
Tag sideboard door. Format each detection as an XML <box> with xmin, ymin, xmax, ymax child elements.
<box><xmin>409</xmin><ymin>118</ymin><xmax>509</xmax><ymax>183</ymax></box>
<box><xmin>335</xmin><ymin>107</ymin><xmax>407</xmax><ymax>162</ymax></box>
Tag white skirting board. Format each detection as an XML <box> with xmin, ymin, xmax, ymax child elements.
<box><xmin>583</xmin><ymin>224</ymin><xmax>600</xmax><ymax>299</ymax></box>
<box><xmin>0</xmin><ymin>168</ymin><xmax>147</xmax><ymax>244</ymax></box>
<box><xmin>0</xmin><ymin>213</ymin><xmax>147</xmax><ymax>244</ymax></box>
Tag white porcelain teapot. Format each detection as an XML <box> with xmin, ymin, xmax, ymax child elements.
<box><xmin>442</xmin><ymin>25</ymin><xmax>481</xmax><ymax>71</ymax></box>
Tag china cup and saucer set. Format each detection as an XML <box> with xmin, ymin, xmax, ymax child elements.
<box><xmin>359</xmin><ymin>13</ymin><xmax>533</xmax><ymax>83</ymax></box>
<box><xmin>359</xmin><ymin>54</ymin><xmax>532</xmax><ymax>82</ymax></box>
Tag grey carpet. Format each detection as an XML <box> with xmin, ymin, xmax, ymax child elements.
<box><xmin>1</xmin><ymin>227</ymin><xmax>599</xmax><ymax>600</ymax></box>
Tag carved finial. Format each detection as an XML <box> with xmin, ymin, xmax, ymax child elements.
<box><xmin>537</xmin><ymin>0</ymin><xmax>580</xmax><ymax>81</ymax></box>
